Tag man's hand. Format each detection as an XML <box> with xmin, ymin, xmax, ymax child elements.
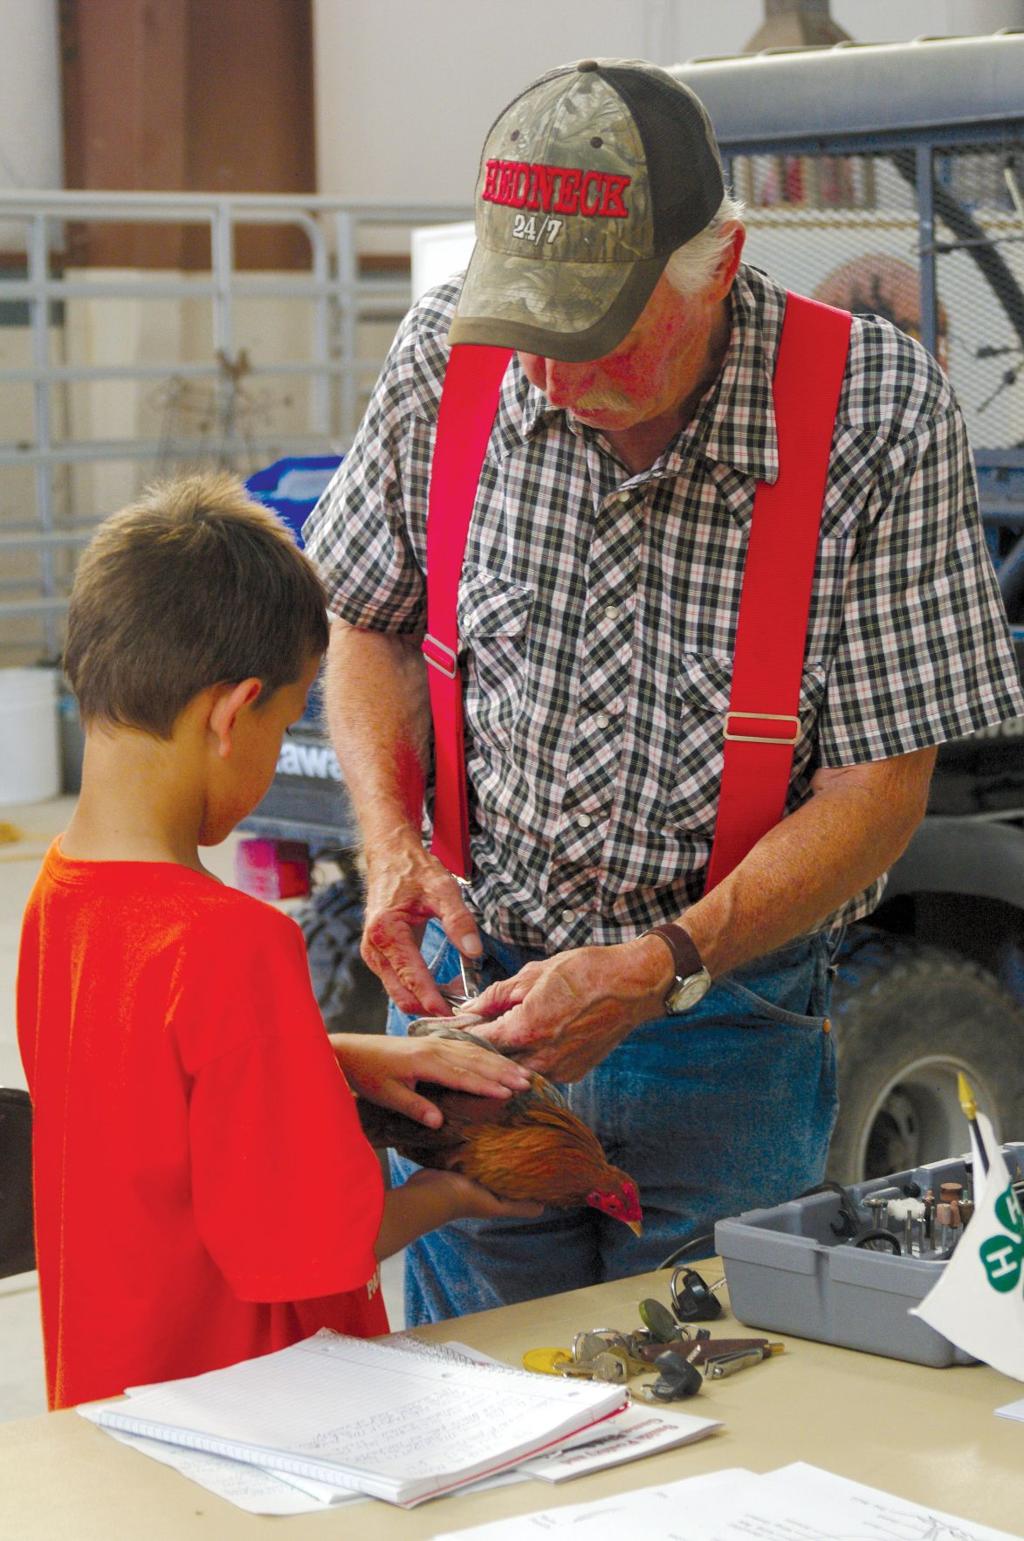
<box><xmin>359</xmin><ymin>830</ymin><xmax>482</xmax><ymax>1017</ymax></box>
<box><xmin>323</xmin><ymin>623</ymin><xmax>479</xmax><ymax>1016</ymax></box>
<box><xmin>330</xmin><ymin>1032</ymin><xmax>531</xmax><ymax>1127</ymax></box>
<box><xmin>467</xmin><ymin>937</ymin><xmax>673</xmax><ymax>1081</ymax></box>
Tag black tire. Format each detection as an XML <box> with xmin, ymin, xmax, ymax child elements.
<box><xmin>826</xmin><ymin>926</ymin><xmax>1024</xmax><ymax>1183</ymax></box>
<box><xmin>292</xmin><ymin>878</ymin><xmax>388</xmax><ymax>1035</ymax></box>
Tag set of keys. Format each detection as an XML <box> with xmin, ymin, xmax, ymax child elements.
<box><xmin>522</xmin><ymin>1269</ymin><xmax>783</xmax><ymax>1402</ymax></box>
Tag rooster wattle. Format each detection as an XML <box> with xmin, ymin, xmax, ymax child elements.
<box><xmin>356</xmin><ymin>1019</ymin><xmax>643</xmax><ymax>1233</ymax></box>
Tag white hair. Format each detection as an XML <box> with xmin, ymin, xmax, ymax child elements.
<box><xmin>662</xmin><ymin>192</ymin><xmax>746</xmax><ymax>297</ymax></box>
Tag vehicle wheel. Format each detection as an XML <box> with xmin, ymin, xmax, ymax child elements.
<box><xmin>292</xmin><ymin>877</ymin><xmax>388</xmax><ymax>1035</ymax></box>
<box><xmin>826</xmin><ymin>926</ymin><xmax>1024</xmax><ymax>1183</ymax></box>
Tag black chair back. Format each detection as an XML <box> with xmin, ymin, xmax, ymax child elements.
<box><xmin>0</xmin><ymin>1088</ymin><xmax>35</xmax><ymax>1278</ymax></box>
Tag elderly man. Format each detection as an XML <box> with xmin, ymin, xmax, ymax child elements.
<box><xmin>304</xmin><ymin>59</ymin><xmax>1024</xmax><ymax>1323</ymax></box>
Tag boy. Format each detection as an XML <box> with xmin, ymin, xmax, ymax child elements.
<box><xmin>17</xmin><ymin>473</ymin><xmax>537</xmax><ymax>1410</ymax></box>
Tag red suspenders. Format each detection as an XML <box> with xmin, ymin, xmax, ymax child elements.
<box><xmin>421</xmin><ymin>294</ymin><xmax>851</xmax><ymax>889</ymax></box>
<box><xmin>422</xmin><ymin>342</ymin><xmax>513</xmax><ymax>878</ymax></box>
<box><xmin>704</xmin><ymin>296</ymin><xmax>851</xmax><ymax>889</ymax></box>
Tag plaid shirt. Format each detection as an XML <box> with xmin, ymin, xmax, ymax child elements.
<box><xmin>304</xmin><ymin>264</ymin><xmax>1024</xmax><ymax>952</ymax></box>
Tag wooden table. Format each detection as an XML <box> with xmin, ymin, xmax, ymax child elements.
<box><xmin>2</xmin><ymin>1262</ymin><xmax>1022</xmax><ymax>1538</ymax></box>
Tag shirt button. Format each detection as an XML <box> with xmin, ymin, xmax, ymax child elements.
<box><xmin>576</xmin><ymin>812</ymin><xmax>592</xmax><ymax>829</ymax></box>
<box><xmin>603</xmin><ymin>603</ymin><xmax>620</xmax><ymax>620</ymax></box>
<box><xmin>594</xmin><ymin>712</ymin><xmax>610</xmax><ymax>729</ymax></box>
<box><xmin>560</xmin><ymin>909</ymin><xmax>575</xmax><ymax>925</ymax></box>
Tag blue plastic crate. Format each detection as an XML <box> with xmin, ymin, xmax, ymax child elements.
<box><xmin>245</xmin><ymin>456</ymin><xmax>342</xmax><ymax>547</ymax></box>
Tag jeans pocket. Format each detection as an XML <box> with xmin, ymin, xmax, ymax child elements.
<box><xmin>716</xmin><ymin>936</ymin><xmax>832</xmax><ymax>1029</ymax></box>
<box><xmin>717</xmin><ymin>975</ymin><xmax>827</xmax><ymax>1029</ymax></box>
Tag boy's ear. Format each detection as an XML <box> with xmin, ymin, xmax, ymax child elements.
<box><xmin>208</xmin><ymin>677</ymin><xmax>262</xmax><ymax>758</ymax></box>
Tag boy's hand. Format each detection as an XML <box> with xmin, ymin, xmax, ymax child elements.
<box><xmin>421</xmin><ymin>1169</ymin><xmax>545</xmax><ymax>1222</ymax></box>
<box><xmin>375</xmin><ymin>1168</ymin><xmax>543</xmax><ymax>1259</ymax></box>
<box><xmin>329</xmin><ymin>1033</ymin><xmax>531</xmax><ymax>1129</ymax></box>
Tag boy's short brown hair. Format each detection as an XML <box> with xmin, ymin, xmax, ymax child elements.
<box><xmin>64</xmin><ymin>472</ymin><xmax>330</xmax><ymax>735</ymax></box>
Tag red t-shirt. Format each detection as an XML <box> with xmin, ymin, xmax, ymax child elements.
<box><xmin>17</xmin><ymin>842</ymin><xmax>387</xmax><ymax>1410</ymax></box>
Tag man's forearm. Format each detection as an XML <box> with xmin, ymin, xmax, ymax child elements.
<box><xmin>324</xmin><ymin>620</ymin><xmax>431</xmax><ymax>848</ymax></box>
<box><xmin>677</xmin><ymin>747</ymin><xmax>937</xmax><ymax>980</ymax></box>
<box><xmin>468</xmin><ymin>748</ymin><xmax>937</xmax><ymax>1080</ymax></box>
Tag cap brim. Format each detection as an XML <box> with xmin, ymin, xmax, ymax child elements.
<box><xmin>448</xmin><ymin>243</ymin><xmax>667</xmax><ymax>362</ymax></box>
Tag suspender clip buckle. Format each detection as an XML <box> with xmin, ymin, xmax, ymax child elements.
<box><xmin>422</xmin><ymin>633</ymin><xmax>458</xmax><ymax>679</ymax></box>
<box><xmin>724</xmin><ymin>711</ymin><xmax>800</xmax><ymax>746</ymax></box>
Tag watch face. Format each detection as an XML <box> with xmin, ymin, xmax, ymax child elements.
<box><xmin>666</xmin><ymin>969</ymin><xmax>712</xmax><ymax>1014</ymax></box>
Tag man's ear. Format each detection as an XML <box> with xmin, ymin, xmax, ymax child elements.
<box><xmin>709</xmin><ymin>223</ymin><xmax>745</xmax><ymax>302</ymax></box>
<box><xmin>208</xmin><ymin>677</ymin><xmax>262</xmax><ymax>759</ymax></box>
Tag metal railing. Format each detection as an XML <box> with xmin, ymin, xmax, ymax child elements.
<box><xmin>0</xmin><ymin>190</ymin><xmax>471</xmax><ymax>656</ymax></box>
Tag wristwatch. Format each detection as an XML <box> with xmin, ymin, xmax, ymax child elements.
<box><xmin>644</xmin><ymin>922</ymin><xmax>712</xmax><ymax>1014</ymax></box>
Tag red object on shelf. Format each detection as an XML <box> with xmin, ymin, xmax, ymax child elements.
<box><xmin>234</xmin><ymin>838</ymin><xmax>311</xmax><ymax>901</ymax></box>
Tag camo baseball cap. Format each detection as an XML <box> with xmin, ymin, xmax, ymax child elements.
<box><xmin>449</xmin><ymin>58</ymin><xmax>725</xmax><ymax>362</ymax></box>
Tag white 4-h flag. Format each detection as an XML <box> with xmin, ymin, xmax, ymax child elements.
<box><xmin>911</xmin><ymin>1112</ymin><xmax>1024</xmax><ymax>1380</ymax></box>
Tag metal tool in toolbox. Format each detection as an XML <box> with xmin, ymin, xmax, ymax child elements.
<box><xmin>716</xmin><ymin>1138</ymin><xmax>1024</xmax><ymax>1368</ymax></box>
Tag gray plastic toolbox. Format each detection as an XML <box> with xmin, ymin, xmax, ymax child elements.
<box><xmin>715</xmin><ymin>1143</ymin><xmax>1024</xmax><ymax>1367</ymax></box>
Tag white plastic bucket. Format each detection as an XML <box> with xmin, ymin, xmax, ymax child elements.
<box><xmin>0</xmin><ymin>668</ymin><xmax>61</xmax><ymax>806</ymax></box>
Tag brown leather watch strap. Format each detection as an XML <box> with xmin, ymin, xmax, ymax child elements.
<box><xmin>644</xmin><ymin>922</ymin><xmax>704</xmax><ymax>981</ymax></box>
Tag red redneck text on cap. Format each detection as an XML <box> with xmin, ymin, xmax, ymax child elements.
<box><xmin>482</xmin><ymin>160</ymin><xmax>631</xmax><ymax>219</ymax></box>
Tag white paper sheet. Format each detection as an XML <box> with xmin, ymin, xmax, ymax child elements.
<box><xmin>749</xmin><ymin>1462</ymin><xmax>1021</xmax><ymax>1541</ymax></box>
<box><xmin>518</xmin><ymin>1405</ymin><xmax>721</xmax><ymax>1482</ymax></box>
<box><xmin>433</xmin><ymin>1461</ymin><xmax>1023</xmax><ymax>1540</ymax></box>
<box><xmin>432</xmin><ymin>1468</ymin><xmax>756</xmax><ymax>1540</ymax></box>
<box><xmin>106</xmin><ymin>1431</ymin><xmax>365</xmax><ymax>1515</ymax></box>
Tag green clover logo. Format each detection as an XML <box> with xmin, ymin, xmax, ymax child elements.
<box><xmin>979</xmin><ymin>1185</ymin><xmax>1024</xmax><ymax>1294</ymax></box>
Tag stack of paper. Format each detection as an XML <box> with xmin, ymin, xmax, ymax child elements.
<box><xmin>80</xmin><ymin>1329</ymin><xmax>630</xmax><ymax>1509</ymax></box>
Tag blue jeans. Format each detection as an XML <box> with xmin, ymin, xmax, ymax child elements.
<box><xmin>389</xmin><ymin>921</ymin><xmax>839</xmax><ymax>1325</ymax></box>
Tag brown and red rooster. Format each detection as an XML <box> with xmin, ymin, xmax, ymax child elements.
<box><xmin>356</xmin><ymin>1019</ymin><xmax>643</xmax><ymax>1234</ymax></box>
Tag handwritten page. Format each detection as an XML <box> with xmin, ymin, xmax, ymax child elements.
<box><xmin>105</xmin><ymin>1431</ymin><xmax>365</xmax><ymax>1515</ymax></box>
<box><xmin>104</xmin><ymin>1428</ymin><xmax>526</xmax><ymax>1516</ymax></box>
<box><xmin>97</xmin><ymin>1337</ymin><xmax>599</xmax><ymax>1517</ymax></box>
<box><xmin>81</xmin><ymin>1329</ymin><xmax>625</xmax><ymax>1505</ymax></box>
<box><xmin>87</xmin><ymin>1338</ymin><xmax>572</xmax><ymax>1516</ymax></box>
<box><xmin>389</xmin><ymin>1335</ymin><xmax>721</xmax><ymax>1483</ymax></box>
<box><xmin>433</xmin><ymin>1462</ymin><xmax>1021</xmax><ymax>1540</ymax></box>
<box><xmin>748</xmin><ymin>1463</ymin><xmax>1021</xmax><ymax>1541</ymax></box>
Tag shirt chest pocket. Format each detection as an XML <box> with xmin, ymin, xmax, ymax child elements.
<box><xmin>667</xmin><ymin>651</ymin><xmax>828</xmax><ymax>834</ymax></box>
<box><xmin>458</xmin><ymin>569</ymin><xmax>535</xmax><ymax>736</ymax></box>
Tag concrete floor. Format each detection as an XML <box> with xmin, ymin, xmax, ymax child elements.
<box><xmin>0</xmin><ymin>795</ymin><xmax>403</xmax><ymax>1422</ymax></box>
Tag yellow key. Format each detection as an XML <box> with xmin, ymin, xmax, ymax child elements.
<box><xmin>522</xmin><ymin>1347</ymin><xmax>572</xmax><ymax>1376</ymax></box>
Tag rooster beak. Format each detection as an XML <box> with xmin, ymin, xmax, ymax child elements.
<box><xmin>626</xmin><ymin>1219</ymin><xmax>643</xmax><ymax>1237</ymax></box>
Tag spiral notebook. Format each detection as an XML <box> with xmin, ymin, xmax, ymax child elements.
<box><xmin>80</xmin><ymin>1329</ymin><xmax>628</xmax><ymax>1509</ymax></box>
